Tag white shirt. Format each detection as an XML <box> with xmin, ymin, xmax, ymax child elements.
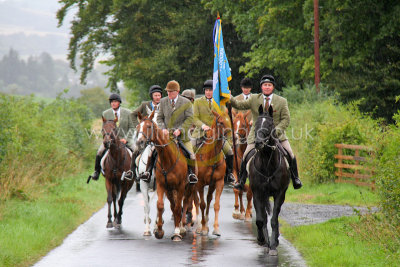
<box><xmin>263</xmin><ymin>93</ymin><xmax>273</xmax><ymax>109</ymax></box>
<box><xmin>170</xmin><ymin>95</ymin><xmax>179</xmax><ymax>106</ymax></box>
<box><xmin>242</xmin><ymin>93</ymin><xmax>251</xmax><ymax>100</ymax></box>
<box><xmin>113</xmin><ymin>107</ymin><xmax>121</xmax><ymax>120</ymax></box>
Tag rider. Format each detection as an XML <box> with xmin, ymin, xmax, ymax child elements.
<box><xmin>233</xmin><ymin>78</ymin><xmax>253</xmax><ymax>125</ymax></box>
<box><xmin>90</xmin><ymin>93</ymin><xmax>135</xmax><ymax>181</ymax></box>
<box><xmin>192</xmin><ymin>79</ymin><xmax>235</xmax><ymax>183</ymax></box>
<box><xmin>156</xmin><ymin>80</ymin><xmax>198</xmax><ymax>183</ymax></box>
<box><xmin>131</xmin><ymin>85</ymin><xmax>163</xmax><ymax>128</ymax></box>
<box><xmin>230</xmin><ymin>75</ymin><xmax>302</xmax><ymax>190</ymax></box>
<box><xmin>125</xmin><ymin>85</ymin><xmax>163</xmax><ymax>180</ymax></box>
<box><xmin>181</xmin><ymin>89</ymin><xmax>196</xmax><ymax>103</ymax></box>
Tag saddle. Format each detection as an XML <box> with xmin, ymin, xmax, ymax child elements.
<box><xmin>100</xmin><ymin>147</ymin><xmax>133</xmax><ymax>175</ymax></box>
<box><xmin>177</xmin><ymin>140</ymin><xmax>191</xmax><ymax>159</ymax></box>
<box><xmin>245</xmin><ymin>144</ymin><xmax>290</xmax><ymax>173</ymax></box>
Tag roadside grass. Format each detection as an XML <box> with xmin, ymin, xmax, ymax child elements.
<box><xmin>0</xmin><ymin>171</ymin><xmax>105</xmax><ymax>267</ymax></box>
<box><xmin>281</xmin><ymin>215</ymin><xmax>400</xmax><ymax>267</ymax></box>
<box><xmin>285</xmin><ymin>182</ymin><xmax>379</xmax><ymax>207</ymax></box>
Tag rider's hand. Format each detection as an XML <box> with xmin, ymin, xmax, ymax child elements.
<box><xmin>173</xmin><ymin>129</ymin><xmax>181</xmax><ymax>137</ymax></box>
<box><xmin>120</xmin><ymin>138</ymin><xmax>127</xmax><ymax>144</ymax></box>
<box><xmin>162</xmin><ymin>129</ymin><xmax>169</xmax><ymax>136</ymax></box>
<box><xmin>202</xmin><ymin>124</ymin><xmax>211</xmax><ymax>131</ymax></box>
<box><xmin>249</xmin><ymin>120</ymin><xmax>253</xmax><ymax>126</ymax></box>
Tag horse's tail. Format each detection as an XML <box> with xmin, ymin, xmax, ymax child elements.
<box><xmin>266</xmin><ymin>198</ymin><xmax>271</xmax><ymax>215</ymax></box>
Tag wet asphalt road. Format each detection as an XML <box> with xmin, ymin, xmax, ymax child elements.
<box><xmin>33</xmin><ymin>186</ymin><xmax>307</xmax><ymax>267</ymax></box>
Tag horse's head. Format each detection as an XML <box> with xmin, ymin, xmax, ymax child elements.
<box><xmin>254</xmin><ymin>105</ymin><xmax>275</xmax><ymax>151</ymax></box>
<box><xmin>233</xmin><ymin>110</ymin><xmax>251</xmax><ymax>142</ymax></box>
<box><xmin>136</xmin><ymin>109</ymin><xmax>157</xmax><ymax>150</ymax></box>
<box><xmin>207</xmin><ymin>110</ymin><xmax>231</xmax><ymax>141</ymax></box>
<box><xmin>102</xmin><ymin>116</ymin><xmax>118</xmax><ymax>149</ymax></box>
<box><xmin>145</xmin><ymin>105</ymin><xmax>159</xmax><ymax>124</ymax></box>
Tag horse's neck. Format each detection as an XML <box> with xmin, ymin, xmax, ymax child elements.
<box><xmin>238</xmin><ymin>143</ymin><xmax>247</xmax><ymax>157</ymax></box>
<box><xmin>109</xmin><ymin>140</ymin><xmax>124</xmax><ymax>159</ymax></box>
<box><xmin>153</xmin><ymin>129</ymin><xmax>178</xmax><ymax>166</ymax></box>
<box><xmin>202</xmin><ymin>131</ymin><xmax>224</xmax><ymax>157</ymax></box>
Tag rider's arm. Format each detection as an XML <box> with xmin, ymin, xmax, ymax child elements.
<box><xmin>156</xmin><ymin>100</ymin><xmax>167</xmax><ymax>129</ymax></box>
<box><xmin>131</xmin><ymin>103</ymin><xmax>145</xmax><ymax>128</ymax></box>
<box><xmin>275</xmin><ymin>98</ymin><xmax>290</xmax><ymax>138</ymax></box>
<box><xmin>193</xmin><ymin>100</ymin><xmax>205</xmax><ymax>129</ymax></box>
<box><xmin>181</xmin><ymin>102</ymin><xmax>194</xmax><ymax>135</ymax></box>
<box><xmin>230</xmin><ymin>95</ymin><xmax>251</xmax><ymax>110</ymax></box>
<box><xmin>126</xmin><ymin>108</ymin><xmax>135</xmax><ymax>143</ymax></box>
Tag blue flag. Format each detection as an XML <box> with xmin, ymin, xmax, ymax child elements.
<box><xmin>212</xmin><ymin>16</ymin><xmax>231</xmax><ymax>113</ymax></box>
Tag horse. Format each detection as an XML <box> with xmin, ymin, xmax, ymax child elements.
<box><xmin>133</xmin><ymin>106</ymin><xmax>159</xmax><ymax>236</ymax></box>
<box><xmin>101</xmin><ymin>117</ymin><xmax>134</xmax><ymax>228</ymax></box>
<box><xmin>248</xmin><ymin>105</ymin><xmax>290</xmax><ymax>256</ymax></box>
<box><xmin>136</xmin><ymin>110</ymin><xmax>194</xmax><ymax>241</ymax></box>
<box><xmin>231</xmin><ymin>110</ymin><xmax>253</xmax><ymax>221</ymax></box>
<box><xmin>193</xmin><ymin>110</ymin><xmax>231</xmax><ymax>236</ymax></box>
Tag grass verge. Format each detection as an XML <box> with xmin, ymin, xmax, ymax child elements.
<box><xmin>281</xmin><ymin>215</ymin><xmax>400</xmax><ymax>267</ymax></box>
<box><xmin>285</xmin><ymin>182</ymin><xmax>379</xmax><ymax>207</ymax></box>
<box><xmin>0</xmin><ymin>171</ymin><xmax>105</xmax><ymax>267</ymax></box>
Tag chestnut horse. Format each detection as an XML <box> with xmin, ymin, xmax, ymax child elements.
<box><xmin>232</xmin><ymin>110</ymin><xmax>253</xmax><ymax>221</ymax></box>
<box><xmin>101</xmin><ymin>117</ymin><xmax>134</xmax><ymax>228</ymax></box>
<box><xmin>193</xmin><ymin>110</ymin><xmax>231</xmax><ymax>236</ymax></box>
<box><xmin>136</xmin><ymin>110</ymin><xmax>194</xmax><ymax>241</ymax></box>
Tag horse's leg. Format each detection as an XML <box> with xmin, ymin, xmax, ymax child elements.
<box><xmin>115</xmin><ymin>182</ymin><xmax>129</xmax><ymax>228</ymax></box>
<box><xmin>154</xmin><ymin>183</ymin><xmax>165</xmax><ymax>239</ymax></box>
<box><xmin>197</xmin><ymin>187</ymin><xmax>206</xmax><ymax>235</ymax></box>
<box><xmin>141</xmin><ymin>180</ymin><xmax>152</xmax><ymax>236</ymax></box>
<box><xmin>193</xmin><ymin>189</ymin><xmax>202</xmax><ymax>234</ymax></box>
<box><xmin>244</xmin><ymin>186</ymin><xmax>253</xmax><ymax>222</ymax></box>
<box><xmin>204</xmin><ymin>183</ymin><xmax>215</xmax><ymax>235</ymax></box>
<box><xmin>253</xmin><ymin>190</ymin><xmax>269</xmax><ymax>250</ymax></box>
<box><xmin>269</xmin><ymin>189</ymin><xmax>287</xmax><ymax>256</ymax></box>
<box><xmin>172</xmin><ymin>187</ymin><xmax>185</xmax><ymax>241</ymax></box>
<box><xmin>212</xmin><ymin>178</ymin><xmax>224</xmax><ymax>236</ymax></box>
<box><xmin>105</xmin><ymin>179</ymin><xmax>114</xmax><ymax>228</ymax></box>
<box><xmin>238</xmin><ymin>188</ymin><xmax>246</xmax><ymax>220</ymax></box>
<box><xmin>112</xmin><ymin>184</ymin><xmax>119</xmax><ymax>225</ymax></box>
<box><xmin>232</xmin><ymin>188</ymin><xmax>241</xmax><ymax>219</ymax></box>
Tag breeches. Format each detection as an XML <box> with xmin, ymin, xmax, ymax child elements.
<box><xmin>243</xmin><ymin>140</ymin><xmax>294</xmax><ymax>160</ymax></box>
<box><xmin>191</xmin><ymin>138</ymin><xmax>233</xmax><ymax>156</ymax></box>
<box><xmin>96</xmin><ymin>143</ymin><xmax>135</xmax><ymax>156</ymax></box>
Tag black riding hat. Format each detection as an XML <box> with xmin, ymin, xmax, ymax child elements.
<box><xmin>149</xmin><ymin>85</ymin><xmax>162</xmax><ymax>98</ymax></box>
<box><xmin>240</xmin><ymin>78</ymin><xmax>252</xmax><ymax>88</ymax></box>
<box><xmin>109</xmin><ymin>93</ymin><xmax>122</xmax><ymax>103</ymax></box>
<box><xmin>260</xmin><ymin>75</ymin><xmax>276</xmax><ymax>86</ymax></box>
<box><xmin>203</xmin><ymin>79</ymin><xmax>213</xmax><ymax>90</ymax></box>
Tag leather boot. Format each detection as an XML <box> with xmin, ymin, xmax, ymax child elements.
<box><xmin>187</xmin><ymin>157</ymin><xmax>198</xmax><ymax>184</ymax></box>
<box><xmin>225</xmin><ymin>154</ymin><xmax>236</xmax><ymax>183</ymax></box>
<box><xmin>139</xmin><ymin>150</ymin><xmax>157</xmax><ymax>182</ymax></box>
<box><xmin>125</xmin><ymin>150</ymin><xmax>139</xmax><ymax>181</ymax></box>
<box><xmin>289</xmin><ymin>156</ymin><xmax>302</xmax><ymax>189</ymax></box>
<box><xmin>91</xmin><ymin>155</ymin><xmax>102</xmax><ymax>181</ymax></box>
<box><xmin>233</xmin><ymin>157</ymin><xmax>248</xmax><ymax>190</ymax></box>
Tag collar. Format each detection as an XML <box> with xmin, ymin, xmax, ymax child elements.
<box><xmin>243</xmin><ymin>93</ymin><xmax>251</xmax><ymax>99</ymax></box>
<box><xmin>170</xmin><ymin>95</ymin><xmax>179</xmax><ymax>103</ymax></box>
<box><xmin>263</xmin><ymin>93</ymin><xmax>274</xmax><ymax>100</ymax></box>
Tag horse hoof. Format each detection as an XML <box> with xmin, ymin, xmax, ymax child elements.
<box><xmin>195</xmin><ymin>227</ymin><xmax>202</xmax><ymax>234</ymax></box>
<box><xmin>143</xmin><ymin>231</ymin><xmax>152</xmax><ymax>236</ymax></box>
<box><xmin>269</xmin><ymin>249</ymin><xmax>278</xmax><ymax>256</ymax></box>
<box><xmin>264</xmin><ymin>247</ymin><xmax>270</xmax><ymax>254</ymax></box>
<box><xmin>212</xmin><ymin>229</ymin><xmax>221</xmax><ymax>236</ymax></box>
<box><xmin>232</xmin><ymin>212</ymin><xmax>239</xmax><ymax>219</ymax></box>
<box><xmin>114</xmin><ymin>223</ymin><xmax>121</xmax><ymax>229</ymax></box>
<box><xmin>106</xmin><ymin>222</ymin><xmax>113</xmax><ymax>228</ymax></box>
<box><xmin>244</xmin><ymin>216</ymin><xmax>252</xmax><ymax>222</ymax></box>
<box><xmin>201</xmin><ymin>230</ymin><xmax>208</xmax><ymax>236</ymax></box>
<box><xmin>154</xmin><ymin>230</ymin><xmax>164</xmax><ymax>239</ymax></box>
<box><xmin>180</xmin><ymin>227</ymin><xmax>187</xmax><ymax>235</ymax></box>
<box><xmin>239</xmin><ymin>213</ymin><xmax>245</xmax><ymax>220</ymax></box>
<box><xmin>171</xmin><ymin>234</ymin><xmax>182</xmax><ymax>242</ymax></box>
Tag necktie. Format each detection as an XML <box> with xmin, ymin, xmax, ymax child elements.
<box><xmin>171</xmin><ymin>100</ymin><xmax>175</xmax><ymax>109</ymax></box>
<box><xmin>208</xmin><ymin>99</ymin><xmax>212</xmax><ymax>108</ymax></box>
<box><xmin>265</xmin><ymin>97</ymin><xmax>270</xmax><ymax>111</ymax></box>
<box><xmin>114</xmin><ymin>111</ymin><xmax>118</xmax><ymax>119</ymax></box>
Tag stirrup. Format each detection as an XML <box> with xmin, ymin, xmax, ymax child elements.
<box><xmin>188</xmin><ymin>173</ymin><xmax>198</xmax><ymax>184</ymax></box>
<box><xmin>139</xmin><ymin>171</ymin><xmax>151</xmax><ymax>183</ymax></box>
<box><xmin>91</xmin><ymin>171</ymin><xmax>100</xmax><ymax>181</ymax></box>
<box><xmin>233</xmin><ymin>182</ymin><xmax>244</xmax><ymax>190</ymax></box>
<box><xmin>123</xmin><ymin>170</ymin><xmax>134</xmax><ymax>181</ymax></box>
<box><xmin>227</xmin><ymin>173</ymin><xmax>236</xmax><ymax>184</ymax></box>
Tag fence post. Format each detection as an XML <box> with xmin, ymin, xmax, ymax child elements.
<box><xmin>354</xmin><ymin>149</ymin><xmax>359</xmax><ymax>183</ymax></box>
<box><xmin>337</xmin><ymin>146</ymin><xmax>343</xmax><ymax>182</ymax></box>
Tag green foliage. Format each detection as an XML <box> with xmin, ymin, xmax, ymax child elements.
<box><xmin>77</xmin><ymin>87</ymin><xmax>109</xmax><ymax>117</ymax></box>
<box><xmin>375</xmin><ymin>111</ymin><xmax>400</xmax><ymax>226</ymax></box>
<box><xmin>0</xmin><ymin>94</ymin><xmax>95</xmax><ymax>200</ymax></box>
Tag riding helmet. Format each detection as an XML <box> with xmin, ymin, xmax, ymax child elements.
<box><xmin>203</xmin><ymin>79</ymin><xmax>213</xmax><ymax>90</ymax></box>
<box><xmin>109</xmin><ymin>93</ymin><xmax>122</xmax><ymax>103</ymax></box>
<box><xmin>240</xmin><ymin>78</ymin><xmax>252</xmax><ymax>88</ymax></box>
<box><xmin>260</xmin><ymin>75</ymin><xmax>276</xmax><ymax>86</ymax></box>
<box><xmin>149</xmin><ymin>85</ymin><xmax>162</xmax><ymax>98</ymax></box>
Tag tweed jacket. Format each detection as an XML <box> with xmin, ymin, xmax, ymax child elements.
<box><xmin>131</xmin><ymin>101</ymin><xmax>155</xmax><ymax>128</ymax></box>
<box><xmin>156</xmin><ymin>95</ymin><xmax>193</xmax><ymax>142</ymax></box>
<box><xmin>192</xmin><ymin>96</ymin><xmax>229</xmax><ymax>139</ymax></box>
<box><xmin>233</xmin><ymin>93</ymin><xmax>253</xmax><ymax>122</ymax></box>
<box><xmin>230</xmin><ymin>93</ymin><xmax>290</xmax><ymax>143</ymax></box>
<box><xmin>103</xmin><ymin>107</ymin><xmax>135</xmax><ymax>145</ymax></box>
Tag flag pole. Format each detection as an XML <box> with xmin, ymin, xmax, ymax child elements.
<box><xmin>226</xmin><ymin>101</ymin><xmax>239</xmax><ymax>182</ymax></box>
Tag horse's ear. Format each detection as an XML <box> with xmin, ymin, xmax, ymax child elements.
<box><xmin>212</xmin><ymin>110</ymin><xmax>219</xmax><ymax>118</ymax></box>
<box><xmin>245</xmin><ymin>110</ymin><xmax>251</xmax><ymax>117</ymax></box>
<box><xmin>268</xmin><ymin>105</ymin><xmax>273</xmax><ymax>117</ymax></box>
<box><xmin>137</xmin><ymin>111</ymin><xmax>143</xmax><ymax>122</ymax></box>
<box><xmin>149</xmin><ymin>109</ymin><xmax>155</xmax><ymax>120</ymax></box>
<box><xmin>258</xmin><ymin>104</ymin><xmax>264</xmax><ymax>115</ymax></box>
<box><xmin>102</xmin><ymin>116</ymin><xmax>106</xmax><ymax>123</ymax></box>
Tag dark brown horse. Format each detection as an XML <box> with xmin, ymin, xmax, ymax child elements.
<box><xmin>101</xmin><ymin>117</ymin><xmax>134</xmax><ymax>228</ymax></box>
<box><xmin>232</xmin><ymin>110</ymin><xmax>253</xmax><ymax>221</ymax></box>
<box><xmin>136</xmin><ymin>110</ymin><xmax>194</xmax><ymax>241</ymax></box>
<box><xmin>249</xmin><ymin>105</ymin><xmax>290</xmax><ymax>256</ymax></box>
<box><xmin>193</xmin><ymin>110</ymin><xmax>231</xmax><ymax>236</ymax></box>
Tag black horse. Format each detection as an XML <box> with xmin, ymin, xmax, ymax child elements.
<box><xmin>248</xmin><ymin>105</ymin><xmax>290</xmax><ymax>256</ymax></box>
